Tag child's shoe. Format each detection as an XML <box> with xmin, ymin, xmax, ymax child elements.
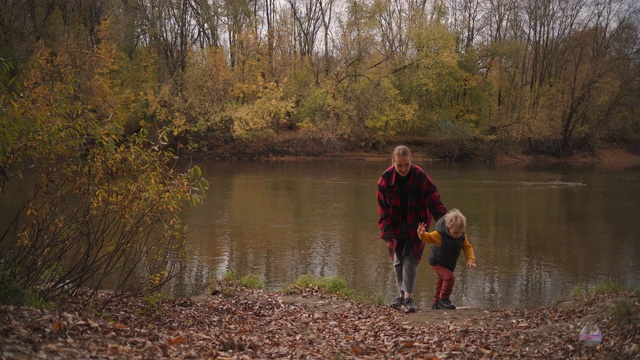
<box><xmin>437</xmin><ymin>298</ymin><xmax>456</xmax><ymax>310</ymax></box>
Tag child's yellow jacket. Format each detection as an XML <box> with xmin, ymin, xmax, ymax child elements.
<box><xmin>418</xmin><ymin>230</ymin><xmax>476</xmax><ymax>265</ymax></box>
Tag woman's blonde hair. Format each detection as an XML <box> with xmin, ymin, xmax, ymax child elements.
<box><xmin>392</xmin><ymin>145</ymin><xmax>411</xmax><ymax>161</ymax></box>
<box><xmin>444</xmin><ymin>208</ymin><xmax>466</xmax><ymax>229</ymax></box>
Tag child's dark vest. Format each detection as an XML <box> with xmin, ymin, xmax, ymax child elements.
<box><xmin>428</xmin><ymin>217</ymin><xmax>464</xmax><ymax>271</ymax></box>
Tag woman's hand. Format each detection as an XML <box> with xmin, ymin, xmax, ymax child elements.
<box><xmin>387</xmin><ymin>239</ymin><xmax>397</xmax><ymax>251</ymax></box>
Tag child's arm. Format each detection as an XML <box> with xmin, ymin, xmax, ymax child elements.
<box><xmin>417</xmin><ymin>222</ymin><xmax>442</xmax><ymax>246</ymax></box>
<box><xmin>462</xmin><ymin>235</ymin><xmax>476</xmax><ymax>267</ymax></box>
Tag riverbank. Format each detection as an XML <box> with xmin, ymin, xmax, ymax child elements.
<box><xmin>1</xmin><ymin>284</ymin><xmax>638</xmax><ymax>359</ymax></box>
<box><xmin>199</xmin><ymin>135</ymin><xmax>640</xmax><ymax>169</ymax></box>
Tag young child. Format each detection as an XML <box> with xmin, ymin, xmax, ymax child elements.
<box><xmin>417</xmin><ymin>208</ymin><xmax>476</xmax><ymax>310</ymax></box>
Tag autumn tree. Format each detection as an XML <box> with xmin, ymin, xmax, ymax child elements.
<box><xmin>287</xmin><ymin>0</ymin><xmax>323</xmax><ymax>58</ymax></box>
<box><xmin>317</xmin><ymin>0</ymin><xmax>336</xmax><ymax>76</ymax></box>
<box><xmin>190</xmin><ymin>1</ymin><xmax>224</xmax><ymax>48</ymax></box>
<box><xmin>398</xmin><ymin>22</ymin><xmax>466</xmax><ymax>129</ymax></box>
<box><xmin>0</xmin><ymin>32</ymin><xmax>207</xmax><ymax>306</ymax></box>
<box><xmin>445</xmin><ymin>0</ymin><xmax>483</xmax><ymax>51</ymax></box>
<box><xmin>551</xmin><ymin>1</ymin><xmax>640</xmax><ymax>153</ymax></box>
<box><xmin>372</xmin><ymin>0</ymin><xmax>411</xmax><ymax>64</ymax></box>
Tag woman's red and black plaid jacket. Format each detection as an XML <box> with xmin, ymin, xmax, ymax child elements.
<box><xmin>377</xmin><ymin>164</ymin><xmax>447</xmax><ymax>262</ymax></box>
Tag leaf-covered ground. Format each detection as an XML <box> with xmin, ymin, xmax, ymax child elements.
<box><xmin>1</xmin><ymin>285</ymin><xmax>638</xmax><ymax>359</ymax></box>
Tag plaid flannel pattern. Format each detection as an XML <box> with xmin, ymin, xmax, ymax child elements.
<box><xmin>377</xmin><ymin>164</ymin><xmax>447</xmax><ymax>263</ymax></box>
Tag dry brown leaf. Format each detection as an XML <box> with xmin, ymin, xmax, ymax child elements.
<box><xmin>167</xmin><ymin>335</ymin><xmax>185</xmax><ymax>346</ymax></box>
<box><xmin>52</xmin><ymin>321</ymin><xmax>66</xmax><ymax>332</ymax></box>
<box><xmin>351</xmin><ymin>344</ymin><xmax>366</xmax><ymax>355</ymax></box>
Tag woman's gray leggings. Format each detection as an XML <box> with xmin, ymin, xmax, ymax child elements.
<box><xmin>393</xmin><ymin>224</ymin><xmax>418</xmax><ymax>295</ymax></box>
<box><xmin>393</xmin><ymin>247</ymin><xmax>418</xmax><ymax>295</ymax></box>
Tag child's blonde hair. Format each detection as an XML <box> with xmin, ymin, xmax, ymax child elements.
<box><xmin>444</xmin><ymin>208</ymin><xmax>466</xmax><ymax>229</ymax></box>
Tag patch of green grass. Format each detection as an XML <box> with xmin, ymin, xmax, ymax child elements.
<box><xmin>370</xmin><ymin>291</ymin><xmax>386</xmax><ymax>306</ymax></box>
<box><xmin>571</xmin><ymin>280</ymin><xmax>634</xmax><ymax>297</ymax></box>
<box><xmin>138</xmin><ymin>292</ymin><xmax>166</xmax><ymax>316</ymax></box>
<box><xmin>319</xmin><ymin>276</ymin><xmax>350</xmax><ymax>295</ymax></box>
<box><xmin>288</xmin><ymin>274</ymin><xmax>383</xmax><ymax>304</ymax></box>
<box><xmin>222</xmin><ymin>270</ymin><xmax>239</xmax><ymax>282</ymax></box>
<box><xmin>22</xmin><ymin>290</ymin><xmax>51</xmax><ymax>309</ymax></box>
<box><xmin>0</xmin><ymin>271</ymin><xmax>50</xmax><ymax>308</ymax></box>
<box><xmin>0</xmin><ymin>271</ymin><xmax>23</xmax><ymax>305</ymax></box>
<box><xmin>610</xmin><ymin>300</ymin><xmax>634</xmax><ymax>327</ymax></box>
<box><xmin>295</xmin><ymin>274</ymin><xmax>349</xmax><ymax>295</ymax></box>
<box><xmin>295</xmin><ymin>274</ymin><xmax>317</xmax><ymax>289</ymax></box>
<box><xmin>572</xmin><ymin>283</ymin><xmax>586</xmax><ymax>296</ymax></box>
<box><xmin>593</xmin><ymin>279</ymin><xmax>625</xmax><ymax>294</ymax></box>
<box><xmin>212</xmin><ymin>271</ymin><xmax>266</xmax><ymax>293</ymax></box>
<box><xmin>332</xmin><ymin>352</ymin><xmax>347</xmax><ymax>360</ymax></box>
<box><xmin>91</xmin><ymin>309</ymin><xmax>113</xmax><ymax>322</ymax></box>
<box><xmin>241</xmin><ymin>273</ymin><xmax>266</xmax><ymax>290</ymax></box>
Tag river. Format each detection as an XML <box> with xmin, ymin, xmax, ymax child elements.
<box><xmin>165</xmin><ymin>160</ymin><xmax>640</xmax><ymax>310</ymax></box>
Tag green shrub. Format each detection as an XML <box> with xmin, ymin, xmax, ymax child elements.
<box><xmin>0</xmin><ymin>271</ymin><xmax>22</xmax><ymax>305</ymax></box>
<box><xmin>295</xmin><ymin>274</ymin><xmax>317</xmax><ymax>289</ymax></box>
<box><xmin>295</xmin><ymin>274</ymin><xmax>349</xmax><ymax>295</ymax></box>
<box><xmin>241</xmin><ymin>273</ymin><xmax>266</xmax><ymax>290</ymax></box>
<box><xmin>222</xmin><ymin>270</ymin><xmax>238</xmax><ymax>282</ymax></box>
<box><xmin>0</xmin><ymin>270</ymin><xmax>49</xmax><ymax>308</ymax></box>
<box><xmin>292</xmin><ymin>274</ymin><xmax>375</xmax><ymax>300</ymax></box>
<box><xmin>319</xmin><ymin>277</ymin><xmax>350</xmax><ymax>295</ymax></box>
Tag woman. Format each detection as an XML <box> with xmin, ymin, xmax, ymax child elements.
<box><xmin>376</xmin><ymin>145</ymin><xmax>448</xmax><ymax>313</ymax></box>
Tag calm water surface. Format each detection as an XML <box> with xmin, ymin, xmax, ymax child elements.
<box><xmin>166</xmin><ymin>160</ymin><xmax>640</xmax><ymax>309</ymax></box>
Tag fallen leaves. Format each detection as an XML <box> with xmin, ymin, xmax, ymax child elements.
<box><xmin>0</xmin><ymin>287</ymin><xmax>638</xmax><ymax>359</ymax></box>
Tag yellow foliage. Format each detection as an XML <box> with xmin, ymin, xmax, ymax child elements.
<box><xmin>228</xmin><ymin>81</ymin><xmax>295</xmax><ymax>139</ymax></box>
<box><xmin>183</xmin><ymin>48</ymin><xmax>231</xmax><ymax>115</ymax></box>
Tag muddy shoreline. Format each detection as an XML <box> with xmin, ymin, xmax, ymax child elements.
<box><xmin>197</xmin><ymin>141</ymin><xmax>640</xmax><ymax>170</ymax></box>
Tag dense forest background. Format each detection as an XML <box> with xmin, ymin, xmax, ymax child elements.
<box><xmin>2</xmin><ymin>0</ymin><xmax>639</xmax><ymax>161</ymax></box>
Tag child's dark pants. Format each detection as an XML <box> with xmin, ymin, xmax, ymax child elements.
<box><xmin>431</xmin><ymin>264</ymin><xmax>455</xmax><ymax>304</ymax></box>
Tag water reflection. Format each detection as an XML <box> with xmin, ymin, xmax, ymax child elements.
<box><xmin>172</xmin><ymin>160</ymin><xmax>640</xmax><ymax>309</ymax></box>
